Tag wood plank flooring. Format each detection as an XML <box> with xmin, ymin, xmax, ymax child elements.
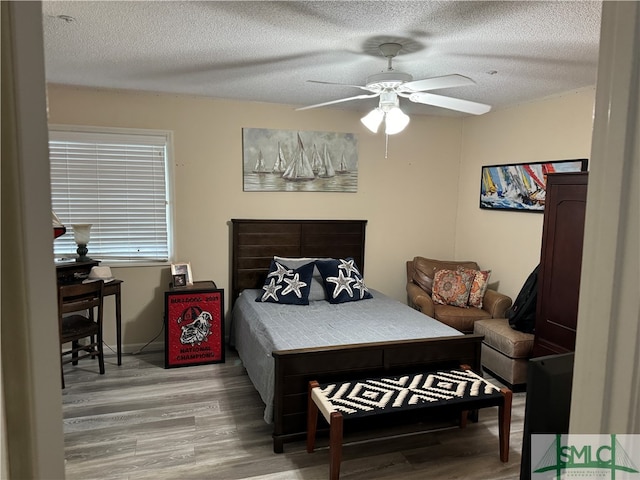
<box><xmin>62</xmin><ymin>348</ymin><xmax>526</xmax><ymax>479</ymax></box>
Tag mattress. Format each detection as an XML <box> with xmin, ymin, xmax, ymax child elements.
<box><xmin>229</xmin><ymin>289</ymin><xmax>462</xmax><ymax>423</ymax></box>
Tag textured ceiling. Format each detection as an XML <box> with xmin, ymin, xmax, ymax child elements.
<box><xmin>41</xmin><ymin>1</ymin><xmax>602</xmax><ymax>117</ymax></box>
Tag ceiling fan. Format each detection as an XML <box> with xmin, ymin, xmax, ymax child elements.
<box><xmin>297</xmin><ymin>43</ymin><xmax>491</xmax><ymax>134</ymax></box>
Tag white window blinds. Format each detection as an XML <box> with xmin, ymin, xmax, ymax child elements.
<box><xmin>49</xmin><ymin>128</ymin><xmax>172</xmax><ymax>262</ymax></box>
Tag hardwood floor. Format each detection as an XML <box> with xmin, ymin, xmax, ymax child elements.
<box><xmin>62</xmin><ymin>348</ymin><xmax>526</xmax><ymax>479</ymax></box>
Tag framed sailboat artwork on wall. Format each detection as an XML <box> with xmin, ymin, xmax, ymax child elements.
<box><xmin>242</xmin><ymin>128</ymin><xmax>358</xmax><ymax>192</ymax></box>
<box><xmin>479</xmin><ymin>158</ymin><xmax>588</xmax><ymax>212</ymax></box>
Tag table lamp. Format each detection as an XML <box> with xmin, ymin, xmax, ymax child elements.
<box><xmin>72</xmin><ymin>224</ymin><xmax>92</xmax><ymax>262</ymax></box>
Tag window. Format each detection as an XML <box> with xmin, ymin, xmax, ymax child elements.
<box><xmin>49</xmin><ymin>126</ymin><xmax>172</xmax><ymax>263</ymax></box>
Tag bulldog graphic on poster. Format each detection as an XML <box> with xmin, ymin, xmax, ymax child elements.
<box><xmin>178</xmin><ymin>308</ymin><xmax>213</xmax><ymax>346</ymax></box>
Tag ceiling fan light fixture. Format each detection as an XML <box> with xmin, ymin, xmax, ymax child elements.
<box><xmin>384</xmin><ymin>107</ymin><xmax>410</xmax><ymax>135</ymax></box>
<box><xmin>379</xmin><ymin>90</ymin><xmax>400</xmax><ymax>111</ymax></box>
<box><xmin>361</xmin><ymin>108</ymin><xmax>385</xmax><ymax>133</ymax></box>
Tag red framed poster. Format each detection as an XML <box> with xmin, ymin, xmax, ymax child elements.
<box><xmin>164</xmin><ymin>281</ymin><xmax>225</xmax><ymax>368</ymax></box>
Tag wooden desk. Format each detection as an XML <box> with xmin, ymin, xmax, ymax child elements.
<box><xmin>56</xmin><ymin>261</ymin><xmax>124</xmax><ymax>366</ymax></box>
<box><xmin>56</xmin><ymin>259</ymin><xmax>99</xmax><ymax>283</ymax></box>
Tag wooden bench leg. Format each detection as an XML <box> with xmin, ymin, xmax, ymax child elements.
<box><xmin>498</xmin><ymin>387</ymin><xmax>513</xmax><ymax>462</ymax></box>
<box><xmin>329</xmin><ymin>411</ymin><xmax>343</xmax><ymax>480</ymax></box>
<box><xmin>460</xmin><ymin>410</ymin><xmax>468</xmax><ymax>429</ymax></box>
<box><xmin>307</xmin><ymin>381</ymin><xmax>344</xmax><ymax>479</ymax></box>
<box><xmin>307</xmin><ymin>380</ymin><xmax>320</xmax><ymax>453</ymax></box>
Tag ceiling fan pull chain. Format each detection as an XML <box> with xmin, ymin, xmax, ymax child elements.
<box><xmin>385</xmin><ymin>134</ymin><xmax>389</xmax><ymax>159</ymax></box>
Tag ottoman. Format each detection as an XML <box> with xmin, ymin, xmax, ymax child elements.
<box><xmin>474</xmin><ymin>318</ymin><xmax>535</xmax><ymax>388</ymax></box>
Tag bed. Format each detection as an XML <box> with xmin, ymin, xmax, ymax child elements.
<box><xmin>229</xmin><ymin>219</ymin><xmax>484</xmax><ymax>453</ymax></box>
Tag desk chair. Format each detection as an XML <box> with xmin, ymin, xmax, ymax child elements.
<box><xmin>58</xmin><ymin>281</ymin><xmax>105</xmax><ymax>388</ymax></box>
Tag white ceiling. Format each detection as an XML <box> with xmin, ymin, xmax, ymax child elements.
<box><xmin>41</xmin><ymin>1</ymin><xmax>603</xmax><ymax>117</ymax></box>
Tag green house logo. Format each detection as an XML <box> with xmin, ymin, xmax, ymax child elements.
<box><xmin>533</xmin><ymin>434</ymin><xmax>640</xmax><ymax>479</ymax></box>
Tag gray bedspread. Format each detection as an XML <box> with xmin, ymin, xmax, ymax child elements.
<box><xmin>229</xmin><ymin>289</ymin><xmax>462</xmax><ymax>423</ymax></box>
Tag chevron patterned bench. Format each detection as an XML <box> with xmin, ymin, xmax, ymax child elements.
<box><xmin>307</xmin><ymin>365</ymin><xmax>513</xmax><ymax>480</ymax></box>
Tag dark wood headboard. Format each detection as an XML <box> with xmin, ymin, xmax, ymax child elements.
<box><xmin>230</xmin><ymin>219</ymin><xmax>367</xmax><ymax>303</ymax></box>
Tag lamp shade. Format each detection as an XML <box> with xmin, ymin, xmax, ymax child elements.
<box><xmin>384</xmin><ymin>107</ymin><xmax>410</xmax><ymax>135</ymax></box>
<box><xmin>72</xmin><ymin>224</ymin><xmax>92</xmax><ymax>245</ymax></box>
<box><xmin>360</xmin><ymin>108</ymin><xmax>385</xmax><ymax>133</ymax></box>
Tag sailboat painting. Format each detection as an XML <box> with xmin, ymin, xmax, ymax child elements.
<box><xmin>480</xmin><ymin>159</ymin><xmax>588</xmax><ymax>212</ymax></box>
<box><xmin>242</xmin><ymin>128</ymin><xmax>358</xmax><ymax>192</ymax></box>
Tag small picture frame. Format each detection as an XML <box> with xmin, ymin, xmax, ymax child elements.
<box><xmin>172</xmin><ymin>273</ymin><xmax>187</xmax><ymax>288</ymax></box>
<box><xmin>171</xmin><ymin>262</ymin><xmax>193</xmax><ymax>285</ymax></box>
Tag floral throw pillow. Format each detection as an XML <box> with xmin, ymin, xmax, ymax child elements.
<box><xmin>431</xmin><ymin>269</ymin><xmax>475</xmax><ymax>307</ymax></box>
<box><xmin>458</xmin><ymin>267</ymin><xmax>492</xmax><ymax>309</ymax></box>
<box><xmin>256</xmin><ymin>260</ymin><xmax>314</xmax><ymax>305</ymax></box>
<box><xmin>315</xmin><ymin>257</ymin><xmax>373</xmax><ymax>304</ymax></box>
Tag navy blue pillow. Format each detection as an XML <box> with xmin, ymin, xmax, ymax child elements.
<box><xmin>315</xmin><ymin>257</ymin><xmax>373</xmax><ymax>304</ymax></box>
<box><xmin>256</xmin><ymin>260</ymin><xmax>314</xmax><ymax>305</ymax></box>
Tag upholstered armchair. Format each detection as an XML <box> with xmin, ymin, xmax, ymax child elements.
<box><xmin>406</xmin><ymin>256</ymin><xmax>513</xmax><ymax>334</ymax></box>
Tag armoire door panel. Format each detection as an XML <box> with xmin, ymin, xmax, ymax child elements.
<box><xmin>533</xmin><ymin>172</ymin><xmax>588</xmax><ymax>357</ymax></box>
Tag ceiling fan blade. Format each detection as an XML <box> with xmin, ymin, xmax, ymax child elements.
<box><xmin>408</xmin><ymin>92</ymin><xmax>492</xmax><ymax>115</ymax></box>
<box><xmin>307</xmin><ymin>80</ymin><xmax>373</xmax><ymax>92</ymax></box>
<box><xmin>295</xmin><ymin>93</ymin><xmax>380</xmax><ymax>111</ymax></box>
<box><xmin>400</xmin><ymin>74</ymin><xmax>476</xmax><ymax>93</ymax></box>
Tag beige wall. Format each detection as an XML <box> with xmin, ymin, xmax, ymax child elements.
<box><xmin>47</xmin><ymin>85</ymin><xmax>464</xmax><ymax>348</ymax></box>
<box><xmin>455</xmin><ymin>88</ymin><xmax>596</xmax><ymax>301</ymax></box>
<box><xmin>47</xmin><ymin>85</ymin><xmax>596</xmax><ymax>349</ymax></box>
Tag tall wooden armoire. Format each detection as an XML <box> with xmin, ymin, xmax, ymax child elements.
<box><xmin>533</xmin><ymin>172</ymin><xmax>588</xmax><ymax>357</ymax></box>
